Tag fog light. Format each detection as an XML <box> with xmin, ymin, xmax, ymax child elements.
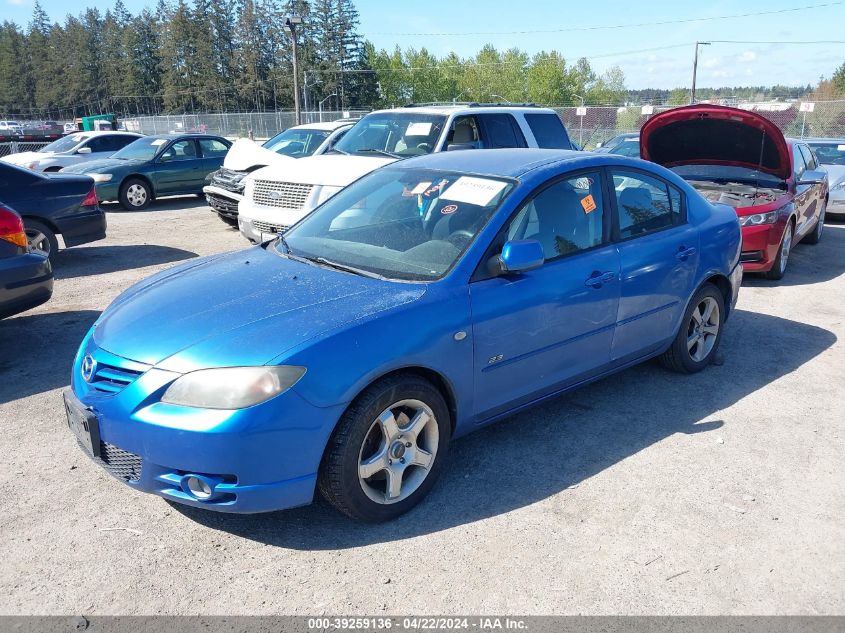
<box><xmin>185</xmin><ymin>475</ymin><xmax>213</xmax><ymax>499</ymax></box>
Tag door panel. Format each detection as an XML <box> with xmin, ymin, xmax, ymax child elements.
<box><xmin>470</xmin><ymin>170</ymin><xmax>620</xmax><ymax>420</ymax></box>
<box><xmin>154</xmin><ymin>139</ymin><xmax>204</xmax><ymax>193</ymax></box>
<box><xmin>609</xmin><ymin>169</ymin><xmax>699</xmax><ymax>362</ymax></box>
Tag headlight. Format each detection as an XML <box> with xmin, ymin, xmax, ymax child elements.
<box><xmin>161</xmin><ymin>365</ymin><xmax>306</xmax><ymax>409</ymax></box>
<box><xmin>832</xmin><ymin>180</ymin><xmax>845</xmax><ymax>192</ymax></box>
<box><xmin>739</xmin><ymin>211</ymin><xmax>778</xmax><ymax>227</ymax></box>
<box><xmin>315</xmin><ymin>185</ymin><xmax>342</xmax><ymax>205</ymax></box>
<box><xmin>91</xmin><ymin>174</ymin><xmax>113</xmax><ymax>183</ymax></box>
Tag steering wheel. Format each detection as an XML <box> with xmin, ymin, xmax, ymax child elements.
<box><xmin>417</xmin><ymin>142</ymin><xmax>432</xmax><ymax>153</ymax></box>
<box><xmin>447</xmin><ymin>229</ymin><xmax>475</xmax><ymax>249</ymax></box>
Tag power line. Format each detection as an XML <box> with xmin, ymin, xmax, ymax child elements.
<box><xmin>363</xmin><ymin>2</ymin><xmax>842</xmax><ymax>36</ymax></box>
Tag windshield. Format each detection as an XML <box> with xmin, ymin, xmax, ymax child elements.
<box><xmin>280</xmin><ymin>167</ymin><xmax>514</xmax><ymax>281</ymax></box>
<box><xmin>808</xmin><ymin>143</ymin><xmax>845</xmax><ymax>166</ymax></box>
<box><xmin>112</xmin><ymin>136</ymin><xmax>168</xmax><ymax>161</ymax></box>
<box><xmin>40</xmin><ymin>134</ymin><xmax>90</xmax><ymax>153</ymax></box>
<box><xmin>334</xmin><ymin>112</ymin><xmax>448</xmax><ymax>157</ymax></box>
<box><xmin>264</xmin><ymin>128</ymin><xmax>331</xmax><ymax>157</ymax></box>
<box><xmin>671</xmin><ymin>164</ymin><xmax>785</xmax><ymax>187</ymax></box>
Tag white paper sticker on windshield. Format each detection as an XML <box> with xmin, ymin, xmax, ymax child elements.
<box><xmin>838</xmin><ymin>145</ymin><xmax>845</xmax><ymax>151</ymax></box>
<box><xmin>409</xmin><ymin>181</ymin><xmax>432</xmax><ymax>195</ymax></box>
<box><xmin>441</xmin><ymin>177</ymin><xmax>508</xmax><ymax>206</ymax></box>
<box><xmin>406</xmin><ymin>122</ymin><xmax>432</xmax><ymax>136</ymax></box>
<box><xmin>151</xmin><ymin>139</ymin><xmax>167</xmax><ymax>146</ymax></box>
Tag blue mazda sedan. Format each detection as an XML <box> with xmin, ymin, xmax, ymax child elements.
<box><xmin>66</xmin><ymin>149</ymin><xmax>742</xmax><ymax>521</ymax></box>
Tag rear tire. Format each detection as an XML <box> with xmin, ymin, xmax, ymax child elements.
<box><xmin>119</xmin><ymin>178</ymin><xmax>152</xmax><ymax>210</ymax></box>
<box><xmin>318</xmin><ymin>374</ymin><xmax>450</xmax><ymax>522</ymax></box>
<box><xmin>765</xmin><ymin>221</ymin><xmax>793</xmax><ymax>280</ymax></box>
<box><xmin>24</xmin><ymin>219</ymin><xmax>59</xmax><ymax>261</ymax></box>
<box><xmin>660</xmin><ymin>284</ymin><xmax>725</xmax><ymax>374</ymax></box>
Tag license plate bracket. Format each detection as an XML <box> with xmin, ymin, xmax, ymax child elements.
<box><xmin>63</xmin><ymin>390</ymin><xmax>101</xmax><ymax>458</ymax></box>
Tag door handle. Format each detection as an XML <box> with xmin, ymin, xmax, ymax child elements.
<box><xmin>584</xmin><ymin>271</ymin><xmax>616</xmax><ymax>288</ymax></box>
<box><xmin>676</xmin><ymin>246</ymin><xmax>697</xmax><ymax>261</ymax></box>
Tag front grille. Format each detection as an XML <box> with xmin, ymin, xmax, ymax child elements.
<box><xmin>92</xmin><ymin>441</ymin><xmax>142</xmax><ymax>482</ymax></box>
<box><xmin>89</xmin><ymin>361</ymin><xmax>143</xmax><ymax>395</ymax></box>
<box><xmin>252</xmin><ymin>180</ymin><xmax>313</xmax><ymax>209</ymax></box>
<box><xmin>252</xmin><ymin>220</ymin><xmax>289</xmax><ymax>234</ymax></box>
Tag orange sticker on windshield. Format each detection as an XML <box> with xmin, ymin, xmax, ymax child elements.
<box><xmin>580</xmin><ymin>194</ymin><xmax>597</xmax><ymax>213</ymax></box>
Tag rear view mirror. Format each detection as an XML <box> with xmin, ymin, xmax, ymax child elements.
<box><xmin>493</xmin><ymin>239</ymin><xmax>545</xmax><ymax>275</ymax></box>
<box><xmin>799</xmin><ymin>169</ymin><xmax>826</xmax><ymax>186</ymax></box>
<box><xmin>76</xmin><ymin>147</ymin><xmax>92</xmax><ymax>155</ymax></box>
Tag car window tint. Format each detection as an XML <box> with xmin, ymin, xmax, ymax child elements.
<box><xmin>611</xmin><ymin>170</ymin><xmax>681</xmax><ymax>239</ymax></box>
<box><xmin>446</xmin><ymin>116</ymin><xmax>482</xmax><ymax>150</ymax></box>
<box><xmin>478</xmin><ymin>114</ymin><xmax>527</xmax><ymax>149</ymax></box>
<box><xmin>161</xmin><ymin>140</ymin><xmax>197</xmax><ymax>161</ymax></box>
<box><xmin>507</xmin><ymin>171</ymin><xmax>605</xmax><ymax>261</ymax></box>
<box><xmin>792</xmin><ymin>146</ymin><xmax>807</xmax><ymax>178</ymax></box>
<box><xmin>524</xmin><ymin>113</ymin><xmax>571</xmax><ymax>149</ymax></box>
<box><xmin>86</xmin><ymin>137</ymin><xmax>111</xmax><ymax>152</ymax></box>
<box><xmin>199</xmin><ymin>138</ymin><xmax>229</xmax><ymax>157</ymax></box>
<box><xmin>798</xmin><ymin>144</ymin><xmax>817</xmax><ymax>171</ymax></box>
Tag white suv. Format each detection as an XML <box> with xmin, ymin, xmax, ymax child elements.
<box><xmin>238</xmin><ymin>104</ymin><xmax>575</xmax><ymax>242</ymax></box>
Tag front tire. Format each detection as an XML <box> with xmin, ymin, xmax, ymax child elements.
<box><xmin>765</xmin><ymin>221</ymin><xmax>793</xmax><ymax>280</ymax></box>
<box><xmin>119</xmin><ymin>178</ymin><xmax>152</xmax><ymax>210</ymax></box>
<box><xmin>660</xmin><ymin>284</ymin><xmax>725</xmax><ymax>374</ymax></box>
<box><xmin>804</xmin><ymin>201</ymin><xmax>825</xmax><ymax>245</ymax></box>
<box><xmin>318</xmin><ymin>375</ymin><xmax>450</xmax><ymax>522</ymax></box>
<box><xmin>24</xmin><ymin>219</ymin><xmax>59</xmax><ymax>261</ymax></box>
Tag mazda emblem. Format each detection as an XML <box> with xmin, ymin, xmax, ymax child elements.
<box><xmin>81</xmin><ymin>355</ymin><xmax>97</xmax><ymax>383</ymax></box>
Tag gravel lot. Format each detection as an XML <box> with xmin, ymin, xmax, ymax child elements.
<box><xmin>1</xmin><ymin>198</ymin><xmax>843</xmax><ymax>615</ymax></box>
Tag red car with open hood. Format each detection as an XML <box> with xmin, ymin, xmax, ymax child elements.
<box><xmin>641</xmin><ymin>104</ymin><xmax>828</xmax><ymax>279</ymax></box>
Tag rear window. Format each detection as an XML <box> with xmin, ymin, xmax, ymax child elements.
<box><xmin>524</xmin><ymin>113</ymin><xmax>572</xmax><ymax>149</ymax></box>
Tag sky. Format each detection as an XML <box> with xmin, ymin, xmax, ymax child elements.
<box><xmin>4</xmin><ymin>0</ymin><xmax>844</xmax><ymax>90</ymax></box>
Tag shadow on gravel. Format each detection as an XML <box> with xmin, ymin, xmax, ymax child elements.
<box><xmin>0</xmin><ymin>309</ymin><xmax>100</xmax><ymax>404</ymax></box>
<box><xmin>54</xmin><ymin>244</ymin><xmax>197</xmax><ymax>279</ymax></box>
<box><xmin>101</xmin><ymin>195</ymin><xmax>207</xmax><ymax>214</ymax></box>
<box><xmin>175</xmin><ymin>308</ymin><xmax>836</xmax><ymax>547</ymax></box>
<box><xmin>743</xmin><ymin>221</ymin><xmax>845</xmax><ymax>287</ymax></box>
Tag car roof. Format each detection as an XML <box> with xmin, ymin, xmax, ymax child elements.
<box><xmin>290</xmin><ymin>120</ymin><xmax>355</xmax><ymax>131</ymax></box>
<box><xmin>76</xmin><ymin>130</ymin><xmax>143</xmax><ymax>137</ymax></box>
<box><xmin>368</xmin><ymin>105</ymin><xmax>558</xmax><ymax>117</ymax></box>
<box><xmin>798</xmin><ymin>138</ymin><xmax>845</xmax><ymax>144</ymax></box>
<box><xmin>389</xmin><ymin>148</ymin><xmax>587</xmax><ymax>178</ymax></box>
<box><xmin>143</xmin><ymin>133</ymin><xmax>229</xmax><ymax>141</ymax></box>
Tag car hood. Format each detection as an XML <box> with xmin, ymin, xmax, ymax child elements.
<box><xmin>247</xmin><ymin>153</ymin><xmax>396</xmax><ymax>187</ymax></box>
<box><xmin>61</xmin><ymin>158</ymin><xmax>139</xmax><ymax>174</ymax></box>
<box><xmin>640</xmin><ymin>104</ymin><xmax>791</xmax><ymax>180</ymax></box>
<box><xmin>93</xmin><ymin>246</ymin><xmax>424</xmax><ymax>372</ymax></box>
<box><xmin>0</xmin><ymin>151</ymin><xmax>57</xmax><ymax>165</ymax></box>
<box><xmin>222</xmin><ymin>138</ymin><xmax>294</xmax><ymax>171</ymax></box>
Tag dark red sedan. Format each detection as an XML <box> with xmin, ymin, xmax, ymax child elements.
<box><xmin>641</xmin><ymin>104</ymin><xmax>828</xmax><ymax>279</ymax></box>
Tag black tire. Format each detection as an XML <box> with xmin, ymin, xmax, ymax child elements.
<box><xmin>218</xmin><ymin>214</ymin><xmax>239</xmax><ymax>228</ymax></box>
<box><xmin>118</xmin><ymin>178</ymin><xmax>152</xmax><ymax>210</ymax></box>
<box><xmin>23</xmin><ymin>219</ymin><xmax>59</xmax><ymax>261</ymax></box>
<box><xmin>660</xmin><ymin>283</ymin><xmax>725</xmax><ymax>374</ymax></box>
<box><xmin>804</xmin><ymin>201</ymin><xmax>826</xmax><ymax>245</ymax></box>
<box><xmin>765</xmin><ymin>221</ymin><xmax>794</xmax><ymax>280</ymax></box>
<box><xmin>318</xmin><ymin>374</ymin><xmax>451</xmax><ymax>522</ymax></box>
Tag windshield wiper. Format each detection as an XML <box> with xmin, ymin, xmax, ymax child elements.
<box><xmin>356</xmin><ymin>148</ymin><xmax>401</xmax><ymax>159</ymax></box>
<box><xmin>312</xmin><ymin>257</ymin><xmax>387</xmax><ymax>280</ymax></box>
<box><xmin>328</xmin><ymin>147</ymin><xmax>349</xmax><ymax>155</ymax></box>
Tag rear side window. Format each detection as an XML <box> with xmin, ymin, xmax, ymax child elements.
<box><xmin>478</xmin><ymin>114</ymin><xmax>527</xmax><ymax>148</ymax></box>
<box><xmin>524</xmin><ymin>113</ymin><xmax>572</xmax><ymax>149</ymax></box>
<box><xmin>611</xmin><ymin>170</ymin><xmax>683</xmax><ymax>239</ymax></box>
<box><xmin>199</xmin><ymin>138</ymin><xmax>229</xmax><ymax>156</ymax></box>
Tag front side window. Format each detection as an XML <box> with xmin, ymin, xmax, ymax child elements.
<box><xmin>334</xmin><ymin>112</ymin><xmax>447</xmax><ymax>157</ymax></box>
<box><xmin>161</xmin><ymin>140</ymin><xmax>198</xmax><ymax>162</ymax></box>
<box><xmin>611</xmin><ymin>170</ymin><xmax>683</xmax><ymax>239</ymax></box>
<box><xmin>798</xmin><ymin>144</ymin><xmax>817</xmax><ymax>171</ymax></box>
<box><xmin>507</xmin><ymin>171</ymin><xmax>606</xmax><ymax>260</ymax></box>
<box><xmin>792</xmin><ymin>146</ymin><xmax>807</xmax><ymax>179</ymax></box>
<box><xmin>445</xmin><ymin>116</ymin><xmax>482</xmax><ymax>150</ymax></box>
<box><xmin>264</xmin><ymin>129</ymin><xmax>331</xmax><ymax>157</ymax></box>
<box><xmin>282</xmin><ymin>168</ymin><xmax>514</xmax><ymax>281</ymax></box>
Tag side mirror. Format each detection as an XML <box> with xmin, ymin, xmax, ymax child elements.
<box><xmin>447</xmin><ymin>143</ymin><xmax>476</xmax><ymax>152</ymax></box>
<box><xmin>798</xmin><ymin>169</ymin><xmax>826</xmax><ymax>186</ymax></box>
<box><xmin>493</xmin><ymin>239</ymin><xmax>545</xmax><ymax>275</ymax></box>
<box><xmin>76</xmin><ymin>147</ymin><xmax>92</xmax><ymax>155</ymax></box>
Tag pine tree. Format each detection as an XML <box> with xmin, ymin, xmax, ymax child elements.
<box><xmin>0</xmin><ymin>22</ymin><xmax>32</xmax><ymax>113</ymax></box>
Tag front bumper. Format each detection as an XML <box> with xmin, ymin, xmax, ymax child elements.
<box><xmin>203</xmin><ymin>185</ymin><xmax>242</xmax><ymax>220</ymax></box>
<box><xmin>55</xmin><ymin>208</ymin><xmax>107</xmax><ymax>247</ymax></box>
<box><xmin>0</xmin><ymin>252</ymin><xmax>53</xmax><ymax>319</ymax></box>
<box><xmin>67</xmin><ymin>334</ymin><xmax>347</xmax><ymax>513</ymax></box>
<box><xmin>738</xmin><ymin>222</ymin><xmax>786</xmax><ymax>272</ymax></box>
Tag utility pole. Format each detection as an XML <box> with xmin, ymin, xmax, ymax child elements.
<box><xmin>690</xmin><ymin>41</ymin><xmax>711</xmax><ymax>105</ymax></box>
<box><xmin>285</xmin><ymin>16</ymin><xmax>303</xmax><ymax>125</ymax></box>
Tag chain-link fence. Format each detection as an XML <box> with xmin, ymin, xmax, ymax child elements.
<box><xmin>553</xmin><ymin>100</ymin><xmax>845</xmax><ymax>149</ymax></box>
<box><xmin>121</xmin><ymin>110</ymin><xmax>371</xmax><ymax>140</ymax></box>
<box><xmin>0</xmin><ymin>141</ymin><xmax>52</xmax><ymax>158</ymax></box>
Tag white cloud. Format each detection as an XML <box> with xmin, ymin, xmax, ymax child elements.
<box><xmin>7</xmin><ymin>0</ymin><xmax>28</xmax><ymax>5</ymax></box>
<box><xmin>738</xmin><ymin>51</ymin><xmax>757</xmax><ymax>63</ymax></box>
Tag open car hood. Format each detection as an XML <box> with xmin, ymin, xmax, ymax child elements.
<box><xmin>640</xmin><ymin>104</ymin><xmax>791</xmax><ymax>180</ymax></box>
<box><xmin>222</xmin><ymin>138</ymin><xmax>295</xmax><ymax>171</ymax></box>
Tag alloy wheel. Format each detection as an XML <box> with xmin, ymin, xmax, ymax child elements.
<box><xmin>686</xmin><ymin>296</ymin><xmax>720</xmax><ymax>363</ymax></box>
<box><xmin>780</xmin><ymin>224</ymin><xmax>793</xmax><ymax>272</ymax></box>
<box><xmin>25</xmin><ymin>228</ymin><xmax>51</xmax><ymax>257</ymax></box>
<box><xmin>357</xmin><ymin>399</ymin><xmax>439</xmax><ymax>505</ymax></box>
